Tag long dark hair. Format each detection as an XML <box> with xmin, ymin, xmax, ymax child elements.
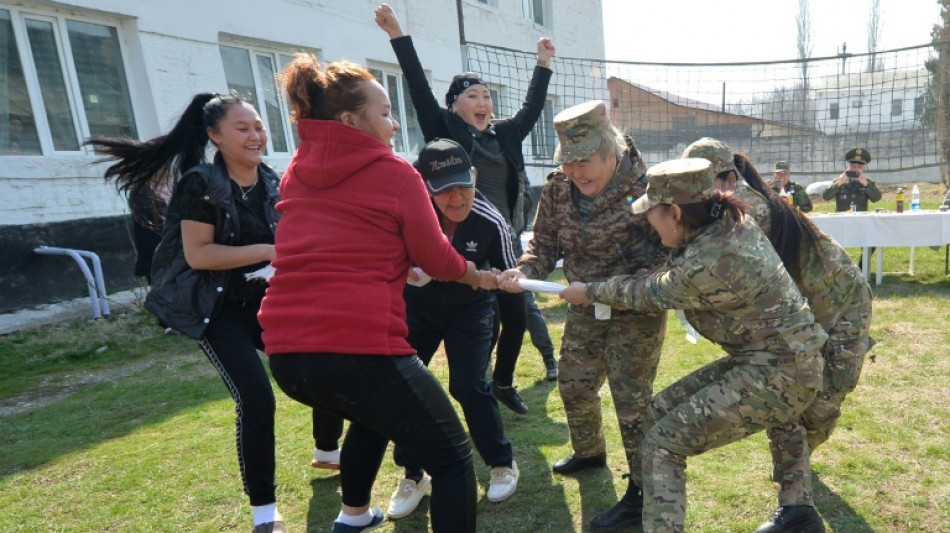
<box><xmin>674</xmin><ymin>191</ymin><xmax>748</xmax><ymax>234</ymax></box>
<box><xmin>85</xmin><ymin>92</ymin><xmax>245</xmax><ymax>227</ymax></box>
<box><xmin>735</xmin><ymin>153</ymin><xmax>822</xmax><ymax>281</ymax></box>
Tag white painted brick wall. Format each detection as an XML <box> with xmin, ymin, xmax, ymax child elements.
<box><xmin>1</xmin><ymin>0</ymin><xmax>604</xmax><ymax>226</ymax></box>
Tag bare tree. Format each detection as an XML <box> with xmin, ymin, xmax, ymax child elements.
<box><xmin>796</xmin><ymin>0</ymin><xmax>814</xmax><ymax>127</ymax></box>
<box><xmin>867</xmin><ymin>0</ymin><xmax>883</xmax><ymax>72</ymax></box>
<box><xmin>933</xmin><ymin>0</ymin><xmax>950</xmax><ymax>186</ymax></box>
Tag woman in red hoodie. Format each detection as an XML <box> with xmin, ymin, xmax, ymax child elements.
<box><xmin>259</xmin><ymin>54</ymin><xmax>490</xmax><ymax>533</ymax></box>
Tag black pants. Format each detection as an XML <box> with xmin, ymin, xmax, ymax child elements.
<box><xmin>491</xmin><ymin>291</ymin><xmax>526</xmax><ymax>386</ymax></box>
<box><xmin>270</xmin><ymin>353</ymin><xmax>476</xmax><ymax>533</ymax></box>
<box><xmin>313</xmin><ymin>408</ymin><xmax>344</xmax><ymax>451</ymax></box>
<box><xmin>198</xmin><ymin>303</ymin><xmax>276</xmax><ymax>506</ymax></box>
<box><xmin>396</xmin><ymin>300</ymin><xmax>512</xmax><ymax>473</ymax></box>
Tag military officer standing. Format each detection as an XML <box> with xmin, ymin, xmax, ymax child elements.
<box><xmin>821</xmin><ymin>148</ymin><xmax>881</xmax><ymax>211</ymax></box>
<box><xmin>770</xmin><ymin>161</ymin><xmax>812</xmax><ymax>212</ymax></box>
<box><xmin>498</xmin><ymin>100</ymin><xmax>667</xmax><ymax>533</ymax></box>
<box><xmin>560</xmin><ymin>158</ymin><xmax>827</xmax><ymax>533</ymax></box>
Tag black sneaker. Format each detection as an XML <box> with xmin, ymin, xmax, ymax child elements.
<box><xmin>543</xmin><ymin>356</ymin><xmax>558</xmax><ymax>381</ymax></box>
<box><xmin>551</xmin><ymin>452</ymin><xmax>607</xmax><ymax>475</ymax></box>
<box><xmin>490</xmin><ymin>381</ymin><xmax>528</xmax><ymax>415</ymax></box>
<box><xmin>754</xmin><ymin>505</ymin><xmax>826</xmax><ymax>533</ymax></box>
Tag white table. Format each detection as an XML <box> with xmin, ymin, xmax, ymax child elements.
<box><xmin>810</xmin><ymin>211</ymin><xmax>950</xmax><ymax>285</ymax></box>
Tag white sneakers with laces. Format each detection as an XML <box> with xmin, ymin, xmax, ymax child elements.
<box><xmin>486</xmin><ymin>461</ymin><xmax>519</xmax><ymax>502</ymax></box>
<box><xmin>387</xmin><ymin>474</ymin><xmax>432</xmax><ymax>519</ymax></box>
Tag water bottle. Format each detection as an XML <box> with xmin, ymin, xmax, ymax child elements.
<box><xmin>779</xmin><ymin>187</ymin><xmax>791</xmax><ymax>205</ymax></box>
<box><xmin>911</xmin><ymin>185</ymin><xmax>921</xmax><ymax>210</ymax></box>
<box><xmin>896</xmin><ymin>187</ymin><xmax>904</xmax><ymax>213</ymax></box>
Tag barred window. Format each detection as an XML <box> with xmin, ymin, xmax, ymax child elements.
<box><xmin>368</xmin><ymin>66</ymin><xmax>424</xmax><ymax>157</ymax></box>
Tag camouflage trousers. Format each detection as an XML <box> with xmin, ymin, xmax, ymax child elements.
<box><xmin>767</xmin><ymin>297</ymin><xmax>872</xmax><ymax>505</ymax></box>
<box><xmin>558</xmin><ymin>304</ymin><xmax>666</xmax><ymax>471</ymax></box>
<box><xmin>635</xmin><ymin>355</ymin><xmax>821</xmax><ymax>533</ymax></box>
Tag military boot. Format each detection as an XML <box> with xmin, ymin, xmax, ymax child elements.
<box><xmin>590</xmin><ymin>474</ymin><xmax>643</xmax><ymax>533</ymax></box>
<box><xmin>754</xmin><ymin>505</ymin><xmax>826</xmax><ymax>533</ymax></box>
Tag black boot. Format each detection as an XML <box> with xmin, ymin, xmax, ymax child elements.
<box><xmin>590</xmin><ymin>474</ymin><xmax>643</xmax><ymax>533</ymax></box>
<box><xmin>754</xmin><ymin>505</ymin><xmax>826</xmax><ymax>533</ymax></box>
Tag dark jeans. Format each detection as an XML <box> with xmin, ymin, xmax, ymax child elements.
<box><xmin>491</xmin><ymin>291</ymin><xmax>526</xmax><ymax>386</ymax></box>
<box><xmin>396</xmin><ymin>300</ymin><xmax>513</xmax><ymax>474</ymax></box>
<box><xmin>313</xmin><ymin>408</ymin><xmax>344</xmax><ymax>451</ymax></box>
<box><xmin>525</xmin><ymin>289</ymin><xmax>555</xmax><ymax>358</ymax></box>
<box><xmin>198</xmin><ymin>303</ymin><xmax>276</xmax><ymax>506</ymax></box>
<box><xmin>270</xmin><ymin>353</ymin><xmax>476</xmax><ymax>533</ymax></box>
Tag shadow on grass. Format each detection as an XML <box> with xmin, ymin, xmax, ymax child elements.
<box><xmin>0</xmin><ymin>352</ymin><xmax>229</xmax><ymax>479</ymax></box>
<box><xmin>814</xmin><ymin>473</ymin><xmax>876</xmax><ymax>533</ymax></box>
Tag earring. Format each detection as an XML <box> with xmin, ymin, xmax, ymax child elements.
<box><xmin>672</xmin><ymin>225</ymin><xmax>678</xmax><ymax>233</ymax></box>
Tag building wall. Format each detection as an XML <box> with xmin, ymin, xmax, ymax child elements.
<box><xmin>0</xmin><ymin>0</ymin><xmax>604</xmax><ymax>312</ymax></box>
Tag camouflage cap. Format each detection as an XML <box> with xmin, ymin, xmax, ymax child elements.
<box><xmin>773</xmin><ymin>160</ymin><xmax>790</xmax><ymax>172</ymax></box>
<box><xmin>682</xmin><ymin>137</ymin><xmax>736</xmax><ymax>174</ymax></box>
<box><xmin>553</xmin><ymin>100</ymin><xmax>608</xmax><ymax>164</ymax></box>
<box><xmin>845</xmin><ymin>147</ymin><xmax>871</xmax><ymax>164</ymax></box>
<box><xmin>632</xmin><ymin>158</ymin><xmax>715</xmax><ymax>215</ymax></box>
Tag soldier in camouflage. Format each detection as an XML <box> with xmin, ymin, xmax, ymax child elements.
<box><xmin>498</xmin><ymin>100</ymin><xmax>667</xmax><ymax>533</ymax></box>
<box><xmin>685</xmin><ymin>137</ymin><xmax>874</xmax><ymax>533</ymax></box>
<box><xmin>560</xmin><ymin>157</ymin><xmax>827</xmax><ymax>533</ymax></box>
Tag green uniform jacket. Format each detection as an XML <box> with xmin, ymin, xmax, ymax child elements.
<box><xmin>518</xmin><ymin>139</ymin><xmax>663</xmax><ymax>283</ymax></box>
<box><xmin>821</xmin><ymin>178</ymin><xmax>882</xmax><ymax>212</ymax></box>
<box><xmin>586</xmin><ymin>214</ymin><xmax>827</xmax><ymax>375</ymax></box>
<box><xmin>772</xmin><ymin>180</ymin><xmax>813</xmax><ymax>212</ymax></box>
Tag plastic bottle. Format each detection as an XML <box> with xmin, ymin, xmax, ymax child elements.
<box><xmin>779</xmin><ymin>187</ymin><xmax>790</xmax><ymax>205</ymax></box>
<box><xmin>911</xmin><ymin>185</ymin><xmax>921</xmax><ymax>210</ymax></box>
<box><xmin>896</xmin><ymin>187</ymin><xmax>904</xmax><ymax>213</ymax></box>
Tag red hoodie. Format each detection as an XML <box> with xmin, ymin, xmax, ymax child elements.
<box><xmin>259</xmin><ymin>120</ymin><xmax>467</xmax><ymax>356</ymax></box>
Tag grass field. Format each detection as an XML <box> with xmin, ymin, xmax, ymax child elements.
<box><xmin>1</xmin><ymin>186</ymin><xmax>948</xmax><ymax>532</ymax></box>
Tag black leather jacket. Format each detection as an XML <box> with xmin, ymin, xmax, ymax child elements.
<box><xmin>390</xmin><ymin>35</ymin><xmax>552</xmax><ymax>235</ymax></box>
<box><xmin>145</xmin><ymin>161</ymin><xmax>280</xmax><ymax>339</ymax></box>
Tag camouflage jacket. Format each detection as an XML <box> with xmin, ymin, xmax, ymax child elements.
<box><xmin>586</xmin><ymin>214</ymin><xmax>828</xmax><ymax>369</ymax></box>
<box><xmin>738</xmin><ymin>182</ymin><xmax>873</xmax><ymax>334</ymax></box>
<box><xmin>518</xmin><ymin>138</ymin><xmax>663</xmax><ymax>283</ymax></box>
<box><xmin>771</xmin><ymin>180</ymin><xmax>813</xmax><ymax>212</ymax></box>
<box><xmin>821</xmin><ymin>178</ymin><xmax>882</xmax><ymax>212</ymax></box>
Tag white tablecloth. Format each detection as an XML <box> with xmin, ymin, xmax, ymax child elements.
<box><xmin>810</xmin><ymin>210</ymin><xmax>950</xmax><ymax>284</ymax></box>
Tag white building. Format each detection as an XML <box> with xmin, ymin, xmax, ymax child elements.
<box><xmin>0</xmin><ymin>0</ymin><xmax>605</xmax><ymax>312</ymax></box>
<box><xmin>814</xmin><ymin>68</ymin><xmax>929</xmax><ymax>135</ymax></box>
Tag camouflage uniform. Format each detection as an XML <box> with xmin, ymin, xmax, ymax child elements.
<box><xmin>686</xmin><ymin>138</ymin><xmax>875</xmax><ymax>508</ymax></box>
<box><xmin>746</xmin><ymin>179</ymin><xmax>873</xmax><ymax>507</ymax></box>
<box><xmin>519</xmin><ymin>101</ymin><xmax>667</xmax><ymax>472</ymax></box>
<box><xmin>587</xmin><ymin>158</ymin><xmax>827</xmax><ymax>533</ymax></box>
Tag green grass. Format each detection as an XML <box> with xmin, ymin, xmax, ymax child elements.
<box><xmin>0</xmin><ymin>185</ymin><xmax>948</xmax><ymax>532</ymax></box>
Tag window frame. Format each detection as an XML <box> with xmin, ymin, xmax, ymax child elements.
<box><xmin>367</xmin><ymin>64</ymin><xmax>425</xmax><ymax>159</ymax></box>
<box><xmin>829</xmin><ymin>102</ymin><xmax>840</xmax><ymax>120</ymax></box>
<box><xmin>218</xmin><ymin>42</ymin><xmax>305</xmax><ymax>156</ymax></box>
<box><xmin>1</xmin><ymin>6</ymin><xmax>136</xmax><ymax>156</ymax></box>
<box><xmin>522</xmin><ymin>0</ymin><xmax>553</xmax><ymax>28</ymax></box>
<box><xmin>530</xmin><ymin>98</ymin><xmax>557</xmax><ymax>158</ymax></box>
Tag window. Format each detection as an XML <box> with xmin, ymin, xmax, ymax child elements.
<box><xmin>220</xmin><ymin>44</ymin><xmax>301</xmax><ymax>154</ymax></box>
<box><xmin>891</xmin><ymin>98</ymin><xmax>903</xmax><ymax>117</ymax></box>
<box><xmin>829</xmin><ymin>102</ymin><xmax>840</xmax><ymax>120</ymax></box>
<box><xmin>368</xmin><ymin>67</ymin><xmax>424</xmax><ymax>156</ymax></box>
<box><xmin>1</xmin><ymin>8</ymin><xmax>136</xmax><ymax>155</ymax></box>
<box><xmin>522</xmin><ymin>0</ymin><xmax>552</xmax><ymax>27</ymax></box>
<box><xmin>531</xmin><ymin>99</ymin><xmax>556</xmax><ymax>158</ymax></box>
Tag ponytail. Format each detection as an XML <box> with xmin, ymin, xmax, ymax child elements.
<box><xmin>280</xmin><ymin>53</ymin><xmax>375</xmax><ymax>122</ymax></box>
<box><xmin>86</xmin><ymin>92</ymin><xmax>244</xmax><ymax>226</ymax></box>
<box><xmin>734</xmin><ymin>153</ymin><xmax>821</xmax><ymax>281</ymax></box>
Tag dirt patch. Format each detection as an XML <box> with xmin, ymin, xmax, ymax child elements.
<box><xmin>0</xmin><ymin>359</ymin><xmax>154</xmax><ymax>417</ymax></box>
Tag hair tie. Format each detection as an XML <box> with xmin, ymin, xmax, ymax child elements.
<box><xmin>709</xmin><ymin>200</ymin><xmax>724</xmax><ymax>219</ymax></box>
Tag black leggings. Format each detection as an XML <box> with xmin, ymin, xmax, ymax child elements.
<box><xmin>270</xmin><ymin>353</ymin><xmax>476</xmax><ymax>533</ymax></box>
<box><xmin>490</xmin><ymin>291</ymin><xmax>526</xmax><ymax>386</ymax></box>
<box><xmin>313</xmin><ymin>408</ymin><xmax>344</xmax><ymax>451</ymax></box>
<box><xmin>198</xmin><ymin>303</ymin><xmax>276</xmax><ymax>506</ymax></box>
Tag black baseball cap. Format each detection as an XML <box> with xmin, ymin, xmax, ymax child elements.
<box><xmin>413</xmin><ymin>139</ymin><xmax>475</xmax><ymax>194</ymax></box>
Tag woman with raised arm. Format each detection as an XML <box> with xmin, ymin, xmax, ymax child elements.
<box><xmin>88</xmin><ymin>93</ymin><xmax>289</xmax><ymax>533</ymax></box>
<box><xmin>259</xmin><ymin>54</ymin><xmax>493</xmax><ymax>533</ymax></box>
<box><xmin>376</xmin><ymin>4</ymin><xmax>559</xmax><ymax>403</ymax></box>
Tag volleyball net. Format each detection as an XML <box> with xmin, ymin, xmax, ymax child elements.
<box><xmin>465</xmin><ymin>40</ymin><xmax>950</xmax><ymax>184</ymax></box>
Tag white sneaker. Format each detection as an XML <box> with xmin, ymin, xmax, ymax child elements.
<box><xmin>486</xmin><ymin>461</ymin><xmax>519</xmax><ymax>502</ymax></box>
<box><xmin>387</xmin><ymin>474</ymin><xmax>431</xmax><ymax>519</ymax></box>
<box><xmin>311</xmin><ymin>447</ymin><xmax>340</xmax><ymax>470</ymax></box>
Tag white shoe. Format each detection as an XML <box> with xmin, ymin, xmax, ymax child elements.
<box><xmin>487</xmin><ymin>461</ymin><xmax>519</xmax><ymax>502</ymax></box>
<box><xmin>311</xmin><ymin>447</ymin><xmax>340</xmax><ymax>470</ymax></box>
<box><xmin>387</xmin><ymin>474</ymin><xmax>431</xmax><ymax>519</ymax></box>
